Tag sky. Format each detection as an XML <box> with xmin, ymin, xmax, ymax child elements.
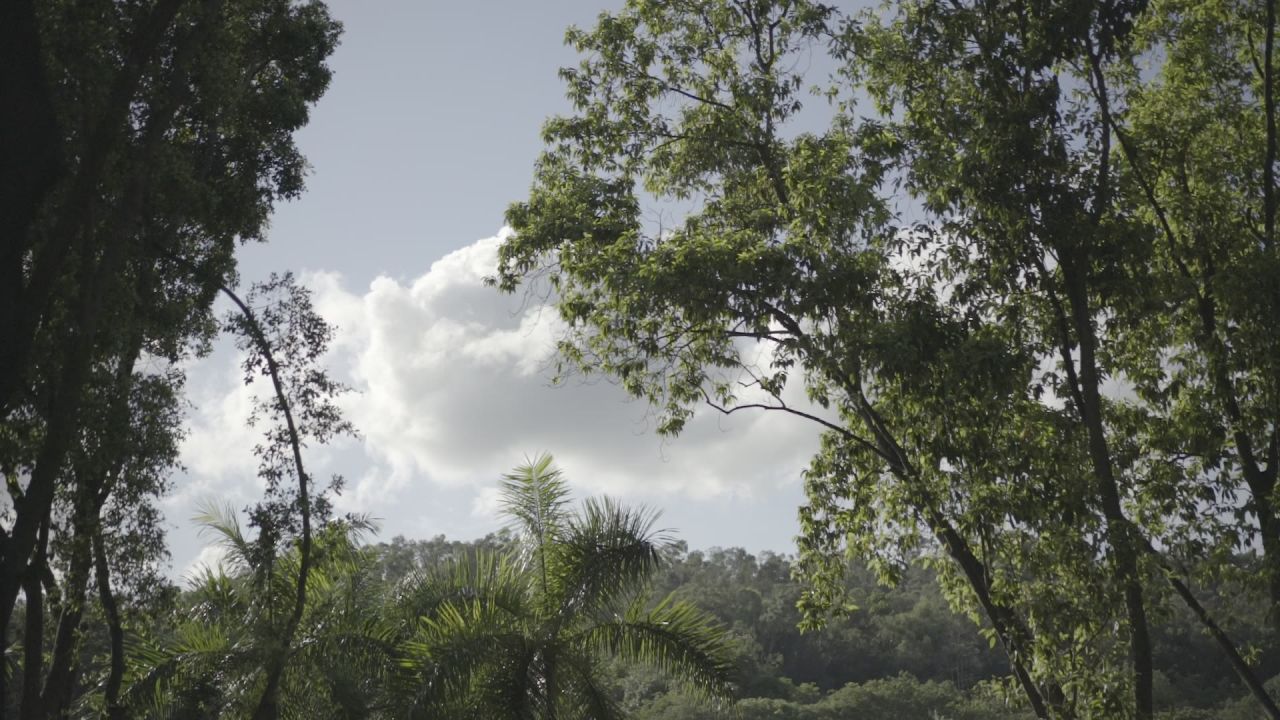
<box><xmin>170</xmin><ymin>0</ymin><xmax>833</xmax><ymax>577</ymax></box>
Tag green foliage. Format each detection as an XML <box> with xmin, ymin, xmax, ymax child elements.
<box><xmin>122</xmin><ymin>520</ymin><xmax>1280</xmax><ymax>719</ymax></box>
<box><xmin>395</xmin><ymin>454</ymin><xmax>735</xmax><ymax>719</ymax></box>
<box><xmin>125</xmin><ymin>458</ymin><xmax>734</xmax><ymax>720</ymax></box>
<box><xmin>497</xmin><ymin>0</ymin><xmax>1280</xmax><ymax>717</ymax></box>
<box><xmin>621</xmin><ymin>546</ymin><xmax>1280</xmax><ymax>719</ymax></box>
<box><xmin>2</xmin><ymin>0</ymin><xmax>342</xmax><ymax>716</ymax></box>
<box><xmin>123</xmin><ymin>504</ymin><xmax>389</xmax><ymax>717</ymax></box>
<box><xmin>124</xmin><ymin>508</ymin><xmax>392</xmax><ymax>720</ymax></box>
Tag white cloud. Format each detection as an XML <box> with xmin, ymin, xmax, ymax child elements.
<box><xmin>182</xmin><ymin>543</ymin><xmax>230</xmax><ymax>585</ymax></box>
<box><xmin>179</xmin><ymin>362</ymin><xmax>261</xmax><ymax>483</ymax></box>
<box><xmin>470</xmin><ymin>485</ymin><xmax>505</xmax><ymax>521</ymax></box>
<box><xmin>306</xmin><ymin>229</ymin><xmax>822</xmax><ymax>508</ymax></box>
<box><xmin>171</xmin><ymin>229</ymin><xmax>825</xmax><ymax>571</ymax></box>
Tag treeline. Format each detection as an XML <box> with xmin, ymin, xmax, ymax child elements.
<box><xmin>8</xmin><ymin>488</ymin><xmax>1280</xmax><ymax>718</ymax></box>
<box><xmin>9</xmin><ymin>458</ymin><xmax>738</xmax><ymax>718</ymax></box>
<box><xmin>377</xmin><ymin>535</ymin><xmax>1280</xmax><ymax>719</ymax></box>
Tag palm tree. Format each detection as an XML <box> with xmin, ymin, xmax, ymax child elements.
<box><xmin>394</xmin><ymin>454</ymin><xmax>735</xmax><ymax>719</ymax></box>
<box><xmin>125</xmin><ymin>504</ymin><xmax>397</xmax><ymax>719</ymax></box>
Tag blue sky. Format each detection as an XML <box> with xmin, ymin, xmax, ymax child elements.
<box><xmin>172</xmin><ymin>0</ymin><xmax>830</xmax><ymax>576</ymax></box>
<box><xmin>241</xmin><ymin>0</ymin><xmax>615</xmax><ymax>281</ymax></box>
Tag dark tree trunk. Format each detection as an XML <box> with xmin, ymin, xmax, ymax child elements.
<box><xmin>0</xmin><ymin>0</ymin><xmax>63</xmax><ymax>418</ymax></box>
<box><xmin>93</xmin><ymin>532</ymin><xmax>125</xmax><ymax>720</ymax></box>
<box><xmin>19</xmin><ymin>519</ymin><xmax>51</xmax><ymax>720</ymax></box>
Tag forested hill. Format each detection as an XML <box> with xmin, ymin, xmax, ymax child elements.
<box><xmin>371</xmin><ymin>534</ymin><xmax>1280</xmax><ymax>720</ymax></box>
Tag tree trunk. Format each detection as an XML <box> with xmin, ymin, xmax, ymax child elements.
<box><xmin>1061</xmin><ymin>255</ymin><xmax>1153</xmax><ymax>720</ymax></box>
<box><xmin>0</xmin><ymin>0</ymin><xmax>63</xmax><ymax>420</ymax></box>
<box><xmin>19</xmin><ymin>518</ymin><xmax>51</xmax><ymax>720</ymax></box>
<box><xmin>93</xmin><ymin>531</ymin><xmax>125</xmax><ymax>720</ymax></box>
<box><xmin>39</xmin><ymin>537</ymin><xmax>91</xmax><ymax>720</ymax></box>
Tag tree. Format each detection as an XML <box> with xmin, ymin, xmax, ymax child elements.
<box><xmin>221</xmin><ymin>272</ymin><xmax>356</xmax><ymax>720</ymax></box>
<box><xmin>124</xmin><ymin>506</ymin><xmax>393</xmax><ymax>719</ymax></box>
<box><xmin>1108</xmin><ymin>0</ymin><xmax>1280</xmax><ymax>628</ymax></box>
<box><xmin>394</xmin><ymin>454</ymin><xmax>735</xmax><ymax>719</ymax></box>
<box><xmin>495</xmin><ymin>1</ymin><xmax>1280</xmax><ymax>717</ymax></box>
<box><xmin>0</xmin><ymin>0</ymin><xmax>341</xmax><ymax>715</ymax></box>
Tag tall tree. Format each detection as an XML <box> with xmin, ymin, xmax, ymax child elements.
<box><xmin>1</xmin><ymin>0</ymin><xmax>341</xmax><ymax>715</ymax></box>
<box><xmin>495</xmin><ymin>1</ymin><xmax>1280</xmax><ymax>717</ymax></box>
<box><xmin>1106</xmin><ymin>0</ymin><xmax>1280</xmax><ymax>628</ymax></box>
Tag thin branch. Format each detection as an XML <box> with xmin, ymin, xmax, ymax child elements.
<box><xmin>1084</xmin><ymin>38</ymin><xmax>1112</xmax><ymax>223</ymax></box>
<box><xmin>152</xmin><ymin>247</ymin><xmax>314</xmax><ymax>720</ymax></box>
<box><xmin>1265</xmin><ymin>0</ymin><xmax>1276</xmax><ymax>250</ymax></box>
<box><xmin>1142</xmin><ymin>537</ymin><xmax>1280</xmax><ymax>719</ymax></box>
<box><xmin>219</xmin><ymin>285</ymin><xmax>313</xmax><ymax>720</ymax></box>
<box><xmin>94</xmin><ymin>529</ymin><xmax>126</xmax><ymax>720</ymax></box>
<box><xmin>638</xmin><ymin>70</ymin><xmax>737</xmax><ymax>113</ymax></box>
<box><xmin>698</xmin><ymin>388</ymin><xmax>884</xmax><ymax>460</ymax></box>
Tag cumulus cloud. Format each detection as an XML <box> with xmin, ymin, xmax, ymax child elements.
<box><xmin>173</xmin><ymin>229</ymin><xmax>825</xmax><ymax>569</ymax></box>
<box><xmin>182</xmin><ymin>543</ymin><xmax>231</xmax><ymax>584</ymax></box>
<box><xmin>179</xmin><ymin>361</ymin><xmax>261</xmax><ymax>483</ymax></box>
<box><xmin>307</xmin><ymin>229</ymin><xmax>822</xmax><ymax>507</ymax></box>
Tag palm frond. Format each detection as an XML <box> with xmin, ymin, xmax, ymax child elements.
<box><xmin>139</xmin><ymin>503</ymin><xmax>389</xmax><ymax>718</ymax></box>
<box><xmin>559</xmin><ymin>495</ymin><xmax>671</xmax><ymax>616</ymax></box>
<box><xmin>285</xmin><ymin>612</ymin><xmax>399</xmax><ymax>718</ymax></box>
<box><xmin>560</xmin><ymin>649</ymin><xmax>626</xmax><ymax>720</ymax></box>
<box><xmin>500</xmin><ymin>453</ymin><xmax>571</xmax><ymax>577</ymax></box>
<box><xmin>192</xmin><ymin>499</ymin><xmax>255</xmax><ymax>572</ymax></box>
<box><xmin>122</xmin><ymin>621</ymin><xmax>252</xmax><ymax>719</ymax></box>
<box><xmin>397</xmin><ymin>549</ymin><xmax>530</xmax><ymax>621</ymax></box>
<box><xmin>581</xmin><ymin>594</ymin><xmax>736</xmax><ymax>703</ymax></box>
<box><xmin>383</xmin><ymin>457</ymin><xmax>737</xmax><ymax>719</ymax></box>
<box><xmin>183</xmin><ymin>566</ymin><xmax>247</xmax><ymax>623</ymax></box>
<box><xmin>398</xmin><ymin>601</ymin><xmax>530</xmax><ymax>717</ymax></box>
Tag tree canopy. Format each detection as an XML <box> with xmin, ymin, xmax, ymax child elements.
<box><xmin>8</xmin><ymin>0</ymin><xmax>1280</xmax><ymax>718</ymax></box>
<box><xmin>394</xmin><ymin>454</ymin><xmax>734</xmax><ymax>719</ymax></box>
<box><xmin>1</xmin><ymin>0</ymin><xmax>342</xmax><ymax>716</ymax></box>
<box><xmin>496</xmin><ymin>0</ymin><xmax>1280</xmax><ymax>717</ymax></box>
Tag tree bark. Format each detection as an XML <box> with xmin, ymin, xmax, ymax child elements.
<box><xmin>93</xmin><ymin>531</ymin><xmax>125</xmax><ymax>720</ymax></box>
<box><xmin>38</xmin><ymin>534</ymin><xmax>91</xmax><ymax>720</ymax></box>
<box><xmin>19</xmin><ymin>517</ymin><xmax>51</xmax><ymax>720</ymax></box>
<box><xmin>1059</xmin><ymin>253</ymin><xmax>1153</xmax><ymax>720</ymax></box>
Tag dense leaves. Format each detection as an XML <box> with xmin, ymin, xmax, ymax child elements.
<box><xmin>127</xmin><ymin>528</ymin><xmax>1280</xmax><ymax>719</ymax></box>
<box><xmin>1</xmin><ymin>0</ymin><xmax>341</xmax><ymax>716</ymax></box>
<box><xmin>497</xmin><ymin>0</ymin><xmax>1280</xmax><ymax>717</ymax></box>
<box><xmin>394</xmin><ymin>455</ymin><xmax>734</xmax><ymax>720</ymax></box>
<box><xmin>124</xmin><ymin>458</ymin><xmax>734</xmax><ymax>720</ymax></box>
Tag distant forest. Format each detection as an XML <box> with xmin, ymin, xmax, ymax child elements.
<box><xmin>372</xmin><ymin>533</ymin><xmax>1277</xmax><ymax>720</ymax></box>
<box><xmin>15</xmin><ymin>491</ymin><xmax>1274</xmax><ymax>718</ymax></box>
